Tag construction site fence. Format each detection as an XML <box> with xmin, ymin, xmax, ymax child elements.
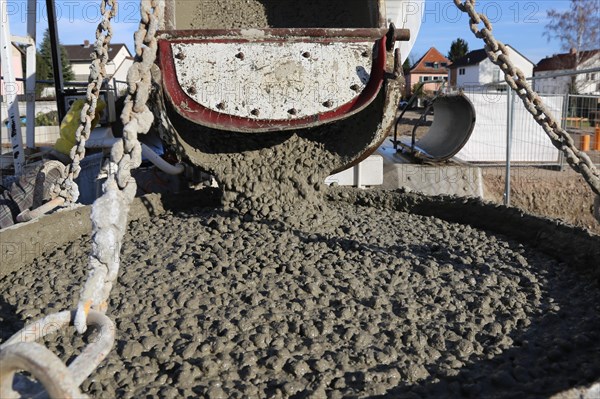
<box><xmin>442</xmin><ymin>87</ymin><xmax>600</xmax><ymax>168</ymax></box>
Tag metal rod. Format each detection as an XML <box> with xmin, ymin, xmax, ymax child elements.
<box><xmin>0</xmin><ymin>0</ymin><xmax>25</xmax><ymax>175</ymax></box>
<box><xmin>559</xmin><ymin>93</ymin><xmax>569</xmax><ymax>170</ymax></box>
<box><xmin>504</xmin><ymin>86</ymin><xmax>513</xmax><ymax>206</ymax></box>
<box><xmin>25</xmin><ymin>0</ymin><xmax>37</xmax><ymax>149</ymax></box>
<box><xmin>527</xmin><ymin>67</ymin><xmax>600</xmax><ymax>81</ymax></box>
<box><xmin>46</xmin><ymin>0</ymin><xmax>66</xmax><ymax>122</ymax></box>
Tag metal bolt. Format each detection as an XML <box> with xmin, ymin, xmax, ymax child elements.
<box><xmin>175</xmin><ymin>52</ymin><xmax>186</xmax><ymax>60</ymax></box>
<box><xmin>302</xmin><ymin>52</ymin><xmax>311</xmax><ymax>58</ymax></box>
<box><xmin>235</xmin><ymin>52</ymin><xmax>245</xmax><ymax>60</ymax></box>
<box><xmin>288</xmin><ymin>108</ymin><xmax>297</xmax><ymax>115</ymax></box>
<box><xmin>350</xmin><ymin>84</ymin><xmax>361</xmax><ymax>92</ymax></box>
<box><xmin>216</xmin><ymin>102</ymin><xmax>225</xmax><ymax>110</ymax></box>
<box><xmin>187</xmin><ymin>86</ymin><xmax>197</xmax><ymax>95</ymax></box>
<box><xmin>322</xmin><ymin>100</ymin><xmax>333</xmax><ymax>108</ymax></box>
<box><xmin>250</xmin><ymin>109</ymin><xmax>260</xmax><ymax>116</ymax></box>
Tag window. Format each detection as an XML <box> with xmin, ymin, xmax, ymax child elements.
<box><xmin>459</xmin><ymin>68</ymin><xmax>466</xmax><ymax>75</ymax></box>
<box><xmin>591</xmin><ymin>73</ymin><xmax>597</xmax><ymax>80</ymax></box>
<box><xmin>441</xmin><ymin>63</ymin><xmax>448</xmax><ymax>67</ymax></box>
<box><xmin>425</xmin><ymin>62</ymin><xmax>434</xmax><ymax>67</ymax></box>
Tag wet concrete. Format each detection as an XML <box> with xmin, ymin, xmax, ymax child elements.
<box><xmin>1</xmin><ymin>188</ymin><xmax>599</xmax><ymax>398</ymax></box>
<box><xmin>174</xmin><ymin>0</ymin><xmax>377</xmax><ymax>30</ymax></box>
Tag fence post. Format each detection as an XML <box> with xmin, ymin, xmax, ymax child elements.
<box><xmin>504</xmin><ymin>86</ymin><xmax>514</xmax><ymax>206</ymax></box>
<box><xmin>558</xmin><ymin>93</ymin><xmax>570</xmax><ymax>170</ymax></box>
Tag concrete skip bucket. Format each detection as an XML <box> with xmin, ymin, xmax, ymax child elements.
<box><xmin>396</xmin><ymin>95</ymin><xmax>477</xmax><ymax>162</ymax></box>
<box><xmin>154</xmin><ymin>0</ymin><xmax>423</xmax><ymax>179</ymax></box>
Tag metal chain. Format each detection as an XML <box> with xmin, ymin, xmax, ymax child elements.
<box><xmin>74</xmin><ymin>0</ymin><xmax>164</xmax><ymax>333</ymax></box>
<box><xmin>0</xmin><ymin>2</ymin><xmax>164</xmax><ymax>396</ymax></box>
<box><xmin>453</xmin><ymin>0</ymin><xmax>600</xmax><ymax>202</ymax></box>
<box><xmin>55</xmin><ymin>0</ymin><xmax>118</xmax><ymax>203</ymax></box>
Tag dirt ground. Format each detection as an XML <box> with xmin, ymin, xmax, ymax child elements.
<box><xmin>397</xmin><ymin>110</ymin><xmax>600</xmax><ymax>235</ymax></box>
<box><xmin>482</xmin><ymin>167</ymin><xmax>599</xmax><ymax>235</ymax></box>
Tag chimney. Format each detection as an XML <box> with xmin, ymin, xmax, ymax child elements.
<box><xmin>569</xmin><ymin>47</ymin><xmax>576</xmax><ymax>55</ymax></box>
<box><xmin>84</xmin><ymin>40</ymin><xmax>90</xmax><ymax>48</ymax></box>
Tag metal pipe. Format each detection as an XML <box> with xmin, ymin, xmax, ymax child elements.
<box><xmin>504</xmin><ymin>86</ymin><xmax>513</xmax><ymax>207</ymax></box>
<box><xmin>46</xmin><ymin>0</ymin><xmax>66</xmax><ymax>122</ymax></box>
<box><xmin>84</xmin><ymin>137</ymin><xmax>185</xmax><ymax>175</ymax></box>
<box><xmin>141</xmin><ymin>144</ymin><xmax>186</xmax><ymax>175</ymax></box>
<box><xmin>527</xmin><ymin>66</ymin><xmax>600</xmax><ymax>81</ymax></box>
<box><xmin>25</xmin><ymin>0</ymin><xmax>37</xmax><ymax>149</ymax></box>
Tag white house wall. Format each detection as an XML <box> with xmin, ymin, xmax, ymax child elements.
<box><xmin>533</xmin><ymin>54</ymin><xmax>600</xmax><ymax>95</ymax></box>
<box><xmin>533</xmin><ymin>73</ymin><xmax>571</xmax><ymax>95</ymax></box>
<box><xmin>480</xmin><ymin>47</ymin><xmax>533</xmax><ymax>85</ymax></box>
<box><xmin>456</xmin><ymin>46</ymin><xmax>533</xmax><ymax>88</ymax></box>
<box><xmin>70</xmin><ymin>46</ymin><xmax>132</xmax><ymax>82</ymax></box>
<box><xmin>577</xmin><ymin>54</ymin><xmax>600</xmax><ymax>95</ymax></box>
<box><xmin>456</xmin><ymin>65</ymin><xmax>479</xmax><ymax>87</ymax></box>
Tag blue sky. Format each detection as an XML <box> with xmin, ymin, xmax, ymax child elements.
<box><xmin>5</xmin><ymin>0</ymin><xmax>574</xmax><ymax>64</ymax></box>
<box><xmin>412</xmin><ymin>0</ymin><xmax>573</xmax><ymax>64</ymax></box>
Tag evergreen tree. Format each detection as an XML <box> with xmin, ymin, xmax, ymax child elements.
<box><xmin>38</xmin><ymin>28</ymin><xmax>74</xmax><ymax>82</ymax></box>
<box><xmin>447</xmin><ymin>38</ymin><xmax>469</xmax><ymax>63</ymax></box>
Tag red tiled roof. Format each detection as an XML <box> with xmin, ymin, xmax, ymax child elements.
<box><xmin>535</xmin><ymin>49</ymin><xmax>600</xmax><ymax>72</ymax></box>
<box><xmin>409</xmin><ymin>47</ymin><xmax>451</xmax><ymax>74</ymax></box>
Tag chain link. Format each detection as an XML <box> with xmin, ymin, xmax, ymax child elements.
<box><xmin>55</xmin><ymin>0</ymin><xmax>118</xmax><ymax>203</ymax></box>
<box><xmin>74</xmin><ymin>0</ymin><xmax>164</xmax><ymax>333</ymax></box>
<box><xmin>0</xmin><ymin>2</ymin><xmax>164</xmax><ymax>396</ymax></box>
<box><xmin>453</xmin><ymin>0</ymin><xmax>600</xmax><ymax>204</ymax></box>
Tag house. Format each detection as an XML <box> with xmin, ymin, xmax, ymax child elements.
<box><xmin>405</xmin><ymin>47</ymin><xmax>450</xmax><ymax>96</ymax></box>
<box><xmin>63</xmin><ymin>41</ymin><xmax>133</xmax><ymax>83</ymax></box>
<box><xmin>533</xmin><ymin>49</ymin><xmax>600</xmax><ymax>95</ymax></box>
<box><xmin>448</xmin><ymin>46</ymin><xmax>534</xmax><ymax>90</ymax></box>
<box><xmin>0</xmin><ymin>43</ymin><xmax>25</xmax><ymax>96</ymax></box>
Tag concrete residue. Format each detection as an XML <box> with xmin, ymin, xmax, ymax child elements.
<box><xmin>174</xmin><ymin>0</ymin><xmax>375</xmax><ymax>30</ymax></box>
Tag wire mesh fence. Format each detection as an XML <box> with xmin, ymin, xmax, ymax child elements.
<box><xmin>440</xmin><ymin>68</ymin><xmax>600</xmax><ymax>224</ymax></box>
<box><xmin>563</xmin><ymin>94</ymin><xmax>600</xmax><ymax>164</ymax></box>
<box><xmin>452</xmin><ymin>86</ymin><xmax>564</xmax><ymax>165</ymax></box>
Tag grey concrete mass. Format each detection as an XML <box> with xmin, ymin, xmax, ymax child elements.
<box><xmin>1</xmin><ymin>189</ymin><xmax>599</xmax><ymax>398</ymax></box>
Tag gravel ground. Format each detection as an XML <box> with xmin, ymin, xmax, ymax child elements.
<box><xmin>1</xmin><ymin>196</ymin><xmax>599</xmax><ymax>398</ymax></box>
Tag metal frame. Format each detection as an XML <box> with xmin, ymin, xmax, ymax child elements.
<box><xmin>158</xmin><ymin>32</ymin><xmax>389</xmax><ymax>132</ymax></box>
<box><xmin>46</xmin><ymin>0</ymin><xmax>66</xmax><ymax>122</ymax></box>
<box><xmin>0</xmin><ymin>0</ymin><xmax>26</xmax><ymax>175</ymax></box>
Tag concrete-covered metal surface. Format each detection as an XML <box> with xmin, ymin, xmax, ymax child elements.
<box><xmin>170</xmin><ymin>41</ymin><xmax>373</xmax><ymax>120</ymax></box>
<box><xmin>378</xmin><ymin>140</ymin><xmax>484</xmax><ymax>198</ymax></box>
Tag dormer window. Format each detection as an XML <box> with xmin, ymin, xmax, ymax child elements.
<box><xmin>425</xmin><ymin>62</ymin><xmax>434</xmax><ymax>67</ymax></box>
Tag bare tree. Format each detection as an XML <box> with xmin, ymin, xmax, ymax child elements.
<box><xmin>544</xmin><ymin>0</ymin><xmax>600</xmax><ymax>93</ymax></box>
